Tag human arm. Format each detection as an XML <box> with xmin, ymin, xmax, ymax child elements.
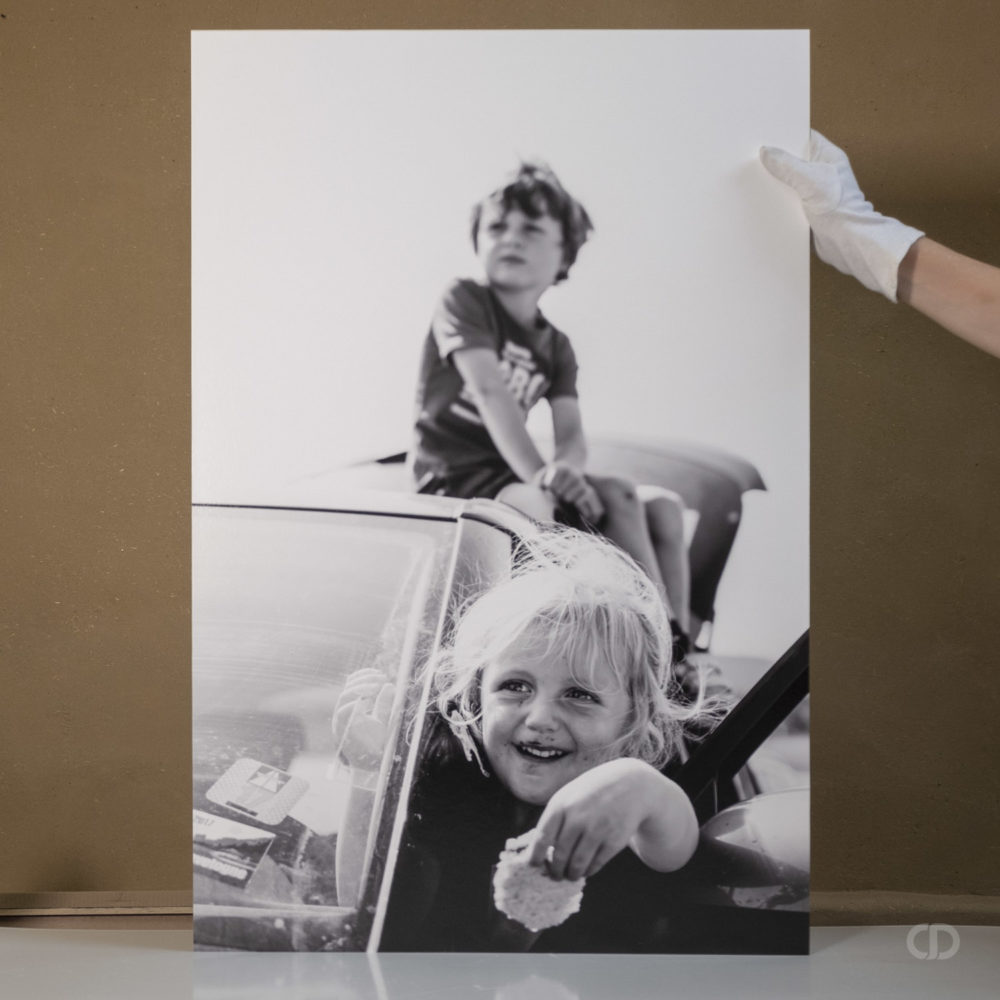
<box><xmin>760</xmin><ymin>130</ymin><xmax>1000</xmax><ymax>357</ymax></box>
<box><xmin>451</xmin><ymin>347</ymin><xmax>547</xmax><ymax>483</ymax></box>
<box><xmin>452</xmin><ymin>350</ymin><xmax>603</xmax><ymax>520</ymax></box>
<box><xmin>897</xmin><ymin>237</ymin><xmax>1000</xmax><ymax>360</ymax></box>
<box><xmin>331</xmin><ymin>670</ymin><xmax>394</xmax><ymax>907</ymax></box>
<box><xmin>548</xmin><ymin>396</ymin><xmax>605</xmax><ymax>522</ymax></box>
<box><xmin>550</xmin><ymin>395</ymin><xmax>588</xmax><ymax>470</ymax></box>
<box><xmin>527</xmin><ymin>758</ymin><xmax>699</xmax><ymax>880</ymax></box>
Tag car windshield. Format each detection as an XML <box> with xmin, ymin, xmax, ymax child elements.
<box><xmin>192</xmin><ymin>506</ymin><xmax>457</xmax><ymax>951</ymax></box>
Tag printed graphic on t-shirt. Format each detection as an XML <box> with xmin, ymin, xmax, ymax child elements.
<box><xmin>450</xmin><ymin>341</ymin><xmax>550</xmax><ymax>426</ymax></box>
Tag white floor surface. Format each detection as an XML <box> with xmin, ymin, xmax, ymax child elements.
<box><xmin>0</xmin><ymin>925</ymin><xmax>997</xmax><ymax>999</ymax></box>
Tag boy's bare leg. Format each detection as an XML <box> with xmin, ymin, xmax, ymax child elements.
<box><xmin>586</xmin><ymin>475</ymin><xmax>677</xmax><ymax>620</ymax></box>
<box><xmin>495</xmin><ymin>482</ymin><xmax>557</xmax><ymax>522</ymax></box>
<box><xmin>643</xmin><ymin>493</ymin><xmax>691</xmax><ymax>634</ymax></box>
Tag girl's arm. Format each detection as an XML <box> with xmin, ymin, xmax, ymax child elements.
<box><xmin>629</xmin><ymin>771</ymin><xmax>700</xmax><ymax>873</ymax></box>
<box><xmin>451</xmin><ymin>347</ymin><xmax>547</xmax><ymax>482</ymax></box>
<box><xmin>528</xmin><ymin>758</ymin><xmax>699</xmax><ymax>880</ymax></box>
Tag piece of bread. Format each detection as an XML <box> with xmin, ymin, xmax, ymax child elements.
<box><xmin>492</xmin><ymin>830</ymin><xmax>586</xmax><ymax>932</ymax></box>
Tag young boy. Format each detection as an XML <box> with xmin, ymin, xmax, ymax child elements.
<box><xmin>411</xmin><ymin>162</ymin><xmax>691</xmax><ymax>643</ymax></box>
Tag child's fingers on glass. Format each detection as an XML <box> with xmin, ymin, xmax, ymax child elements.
<box><xmin>372</xmin><ymin>683</ymin><xmax>395</xmax><ymax>723</ymax></box>
<box><xmin>331</xmin><ymin>691</ymin><xmax>375</xmax><ymax>736</ymax></box>
<box><xmin>331</xmin><ymin>702</ymin><xmax>386</xmax><ymax>770</ymax></box>
<box><xmin>331</xmin><ymin>697</ymin><xmax>361</xmax><ymax>740</ymax></box>
<box><xmin>336</xmin><ymin>675</ymin><xmax>388</xmax><ymax>707</ymax></box>
<box><xmin>333</xmin><ymin>677</ymin><xmax>386</xmax><ymax>718</ymax></box>
<box><xmin>332</xmin><ymin>687</ymin><xmax>379</xmax><ymax>735</ymax></box>
<box><xmin>342</xmin><ymin>667</ymin><xmax>390</xmax><ymax>692</ymax></box>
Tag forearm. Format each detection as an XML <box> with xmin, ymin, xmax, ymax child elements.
<box><xmin>897</xmin><ymin>237</ymin><xmax>1000</xmax><ymax>359</ymax></box>
<box><xmin>553</xmin><ymin>428</ymin><xmax>587</xmax><ymax>471</ymax></box>
<box><xmin>630</xmin><ymin>775</ymin><xmax>699</xmax><ymax>873</ymax></box>
<box><xmin>473</xmin><ymin>388</ymin><xmax>547</xmax><ymax>482</ymax></box>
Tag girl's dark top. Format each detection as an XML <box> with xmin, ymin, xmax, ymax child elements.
<box><xmin>379</xmin><ymin>716</ymin><xmax>676</xmax><ymax>953</ymax></box>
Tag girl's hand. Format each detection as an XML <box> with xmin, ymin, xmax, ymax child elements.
<box><xmin>330</xmin><ymin>668</ymin><xmax>395</xmax><ymax>772</ymax></box>
<box><xmin>528</xmin><ymin>758</ymin><xmax>698</xmax><ymax>880</ymax></box>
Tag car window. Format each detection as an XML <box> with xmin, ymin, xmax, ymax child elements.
<box><xmin>745</xmin><ymin>695</ymin><xmax>810</xmax><ymax>795</ymax></box>
<box><xmin>367</xmin><ymin>515</ymin><xmax>517</xmax><ymax>950</ymax></box>
<box><xmin>192</xmin><ymin>506</ymin><xmax>457</xmax><ymax>951</ymax></box>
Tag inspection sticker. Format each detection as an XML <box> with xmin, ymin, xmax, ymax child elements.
<box><xmin>206</xmin><ymin>757</ymin><xmax>310</xmax><ymax>825</ymax></box>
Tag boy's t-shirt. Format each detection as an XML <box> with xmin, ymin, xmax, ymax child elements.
<box><xmin>411</xmin><ymin>278</ymin><xmax>579</xmax><ymax>490</ymax></box>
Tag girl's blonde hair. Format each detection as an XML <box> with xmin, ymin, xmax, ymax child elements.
<box><xmin>434</xmin><ymin>527</ymin><xmax>712</xmax><ymax>770</ymax></box>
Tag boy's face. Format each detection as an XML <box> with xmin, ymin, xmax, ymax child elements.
<box><xmin>476</xmin><ymin>202</ymin><xmax>566</xmax><ymax>297</ymax></box>
<box><xmin>479</xmin><ymin>645</ymin><xmax>631</xmax><ymax>806</ymax></box>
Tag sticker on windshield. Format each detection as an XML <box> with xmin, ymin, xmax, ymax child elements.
<box><xmin>193</xmin><ymin>809</ymin><xmax>276</xmax><ymax>888</ymax></box>
<box><xmin>206</xmin><ymin>758</ymin><xmax>310</xmax><ymax>826</ymax></box>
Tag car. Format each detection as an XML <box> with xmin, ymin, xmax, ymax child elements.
<box><xmin>321</xmin><ymin>435</ymin><xmax>768</xmax><ymax>651</ymax></box>
<box><xmin>193</xmin><ymin>460</ymin><xmax>807</xmax><ymax>954</ymax></box>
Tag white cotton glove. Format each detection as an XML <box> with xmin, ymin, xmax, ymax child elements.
<box><xmin>760</xmin><ymin>130</ymin><xmax>924</xmax><ymax>302</ymax></box>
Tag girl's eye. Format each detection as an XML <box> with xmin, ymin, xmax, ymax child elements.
<box><xmin>566</xmin><ymin>687</ymin><xmax>599</xmax><ymax>703</ymax></box>
<box><xmin>497</xmin><ymin>679</ymin><xmax>530</xmax><ymax>695</ymax></box>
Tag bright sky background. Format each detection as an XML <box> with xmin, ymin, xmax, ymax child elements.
<box><xmin>192</xmin><ymin>30</ymin><xmax>809</xmax><ymax>659</ymax></box>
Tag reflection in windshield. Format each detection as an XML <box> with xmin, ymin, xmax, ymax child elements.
<box><xmin>193</xmin><ymin>507</ymin><xmax>456</xmax><ymax>951</ymax></box>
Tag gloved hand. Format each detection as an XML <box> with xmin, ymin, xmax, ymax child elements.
<box><xmin>760</xmin><ymin>130</ymin><xmax>924</xmax><ymax>302</ymax></box>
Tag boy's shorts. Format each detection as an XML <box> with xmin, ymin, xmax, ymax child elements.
<box><xmin>415</xmin><ymin>463</ymin><xmax>521</xmax><ymax>502</ymax></box>
<box><xmin>415</xmin><ymin>463</ymin><xmax>597</xmax><ymax>531</ymax></box>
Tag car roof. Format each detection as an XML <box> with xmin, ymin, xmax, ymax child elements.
<box><xmin>192</xmin><ymin>487</ymin><xmax>538</xmax><ymax>536</ymax></box>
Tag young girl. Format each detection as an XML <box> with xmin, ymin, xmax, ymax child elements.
<box><xmin>333</xmin><ymin>528</ymin><xmax>718</xmax><ymax>952</ymax></box>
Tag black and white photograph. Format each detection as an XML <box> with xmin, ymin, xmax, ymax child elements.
<box><xmin>191</xmin><ymin>29</ymin><xmax>810</xmax><ymax>954</ymax></box>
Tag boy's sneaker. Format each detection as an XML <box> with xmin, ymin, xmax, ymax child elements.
<box><xmin>692</xmin><ymin>620</ymin><xmax>713</xmax><ymax>653</ymax></box>
<box><xmin>669</xmin><ymin>619</ymin><xmax>691</xmax><ymax>664</ymax></box>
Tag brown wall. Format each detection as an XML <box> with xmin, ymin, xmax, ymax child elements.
<box><xmin>3</xmin><ymin>1</ymin><xmax>998</xmax><ymax>906</ymax></box>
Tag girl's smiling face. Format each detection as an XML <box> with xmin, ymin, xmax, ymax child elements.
<box><xmin>479</xmin><ymin>646</ymin><xmax>633</xmax><ymax>806</ymax></box>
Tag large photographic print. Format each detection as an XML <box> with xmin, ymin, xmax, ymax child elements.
<box><xmin>192</xmin><ymin>30</ymin><xmax>809</xmax><ymax>954</ymax></box>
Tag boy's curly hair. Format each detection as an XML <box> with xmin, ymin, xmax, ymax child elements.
<box><xmin>470</xmin><ymin>161</ymin><xmax>594</xmax><ymax>283</ymax></box>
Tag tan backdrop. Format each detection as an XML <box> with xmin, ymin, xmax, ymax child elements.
<box><xmin>3</xmin><ymin>0</ymin><xmax>998</xmax><ymax>924</ymax></box>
